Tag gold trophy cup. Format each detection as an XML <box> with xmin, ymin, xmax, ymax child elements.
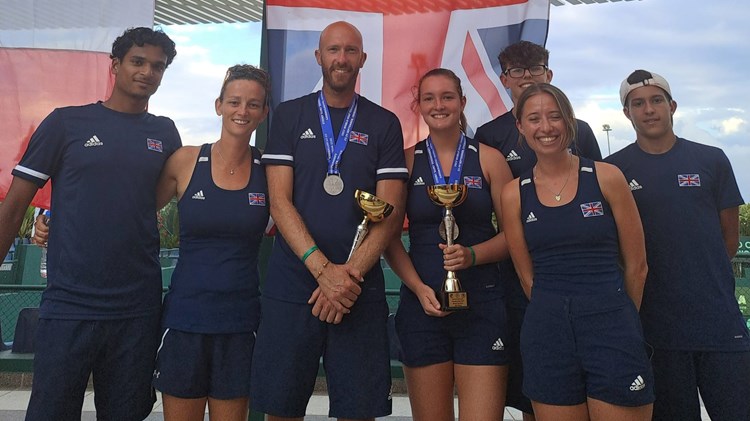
<box><xmin>347</xmin><ymin>190</ymin><xmax>394</xmax><ymax>261</ymax></box>
<box><xmin>427</xmin><ymin>184</ymin><xmax>469</xmax><ymax>310</ymax></box>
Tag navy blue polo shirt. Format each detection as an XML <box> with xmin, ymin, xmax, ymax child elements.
<box><xmin>12</xmin><ymin>102</ymin><xmax>181</xmax><ymax>319</ymax></box>
<box><xmin>261</xmin><ymin>92</ymin><xmax>408</xmax><ymax>303</ymax></box>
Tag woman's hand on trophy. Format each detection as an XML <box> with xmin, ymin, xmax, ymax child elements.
<box><xmin>439</xmin><ymin>243</ymin><xmax>472</xmax><ymax>271</ymax></box>
<box><xmin>316</xmin><ymin>262</ymin><xmax>362</xmax><ymax>312</ymax></box>
<box><xmin>308</xmin><ymin>287</ymin><xmax>346</xmax><ymax>324</ymax></box>
<box><xmin>415</xmin><ymin>283</ymin><xmax>450</xmax><ymax>317</ymax></box>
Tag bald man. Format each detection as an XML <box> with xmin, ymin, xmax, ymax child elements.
<box><xmin>252</xmin><ymin>22</ymin><xmax>408</xmax><ymax>421</ymax></box>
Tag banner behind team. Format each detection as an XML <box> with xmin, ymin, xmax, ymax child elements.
<box><xmin>0</xmin><ymin>0</ymin><xmax>154</xmax><ymax>207</ymax></box>
<box><xmin>265</xmin><ymin>0</ymin><xmax>550</xmax><ymax>148</ymax></box>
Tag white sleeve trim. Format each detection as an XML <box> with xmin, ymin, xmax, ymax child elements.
<box><xmin>377</xmin><ymin>167</ymin><xmax>408</xmax><ymax>175</ymax></box>
<box><xmin>14</xmin><ymin>165</ymin><xmax>50</xmax><ymax>181</ymax></box>
<box><xmin>261</xmin><ymin>154</ymin><xmax>294</xmax><ymax>162</ymax></box>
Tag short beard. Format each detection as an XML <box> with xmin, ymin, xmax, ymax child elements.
<box><xmin>322</xmin><ymin>67</ymin><xmax>356</xmax><ymax>94</ymax></box>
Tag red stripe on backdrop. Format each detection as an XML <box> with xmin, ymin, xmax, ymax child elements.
<box><xmin>382</xmin><ymin>10</ymin><xmax>451</xmax><ymax>148</ymax></box>
<box><xmin>0</xmin><ymin>48</ymin><xmax>113</xmax><ymax>207</ymax></box>
<box><xmin>461</xmin><ymin>33</ymin><xmax>507</xmax><ymax>118</ymax></box>
<box><xmin>269</xmin><ymin>0</ymin><xmax>528</xmax><ymax>14</ymax></box>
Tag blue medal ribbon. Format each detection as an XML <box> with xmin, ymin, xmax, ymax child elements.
<box><xmin>317</xmin><ymin>91</ymin><xmax>359</xmax><ymax>176</ymax></box>
<box><xmin>425</xmin><ymin>133</ymin><xmax>467</xmax><ymax>185</ymax></box>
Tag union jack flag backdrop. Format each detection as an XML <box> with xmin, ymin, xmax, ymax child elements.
<box><xmin>265</xmin><ymin>0</ymin><xmax>550</xmax><ymax>148</ymax></box>
<box><xmin>0</xmin><ymin>0</ymin><xmax>154</xmax><ymax>207</ymax></box>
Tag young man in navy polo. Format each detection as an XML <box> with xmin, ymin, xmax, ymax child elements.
<box><xmin>606</xmin><ymin>69</ymin><xmax>750</xmax><ymax>420</ymax></box>
<box><xmin>0</xmin><ymin>27</ymin><xmax>180</xmax><ymax>420</ymax></box>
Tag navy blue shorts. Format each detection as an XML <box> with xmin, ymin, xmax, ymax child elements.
<box><xmin>395</xmin><ymin>293</ymin><xmax>509</xmax><ymax>367</ymax></box>
<box><xmin>25</xmin><ymin>316</ymin><xmax>160</xmax><ymax>421</ymax></box>
<box><xmin>153</xmin><ymin>328</ymin><xmax>255</xmax><ymax>399</ymax></box>
<box><xmin>651</xmin><ymin>349</ymin><xmax>750</xmax><ymax>421</ymax></box>
<box><xmin>522</xmin><ymin>289</ymin><xmax>654</xmax><ymax>407</ymax></box>
<box><xmin>250</xmin><ymin>297</ymin><xmax>391</xmax><ymax>419</ymax></box>
<box><xmin>504</xmin><ymin>300</ymin><xmax>533</xmax><ymax>414</ymax></box>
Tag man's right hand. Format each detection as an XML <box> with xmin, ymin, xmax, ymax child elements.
<box><xmin>32</xmin><ymin>214</ymin><xmax>49</xmax><ymax>247</ymax></box>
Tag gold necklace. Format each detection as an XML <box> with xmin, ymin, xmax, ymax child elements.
<box><xmin>213</xmin><ymin>142</ymin><xmax>245</xmax><ymax>175</ymax></box>
<box><xmin>534</xmin><ymin>154</ymin><xmax>573</xmax><ymax>202</ymax></box>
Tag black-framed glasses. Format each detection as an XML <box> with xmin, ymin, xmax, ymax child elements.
<box><xmin>503</xmin><ymin>65</ymin><xmax>548</xmax><ymax>78</ymax></box>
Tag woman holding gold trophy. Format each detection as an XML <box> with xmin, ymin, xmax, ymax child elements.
<box><xmin>384</xmin><ymin>68</ymin><xmax>513</xmax><ymax>421</ymax></box>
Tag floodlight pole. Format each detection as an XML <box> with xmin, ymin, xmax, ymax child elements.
<box><xmin>602</xmin><ymin>124</ymin><xmax>612</xmax><ymax>156</ymax></box>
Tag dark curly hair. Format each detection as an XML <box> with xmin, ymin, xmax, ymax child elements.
<box><xmin>110</xmin><ymin>27</ymin><xmax>177</xmax><ymax>68</ymax></box>
<box><xmin>219</xmin><ymin>64</ymin><xmax>272</xmax><ymax>106</ymax></box>
<box><xmin>498</xmin><ymin>40</ymin><xmax>549</xmax><ymax>73</ymax></box>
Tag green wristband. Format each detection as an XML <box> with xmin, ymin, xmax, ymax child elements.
<box><xmin>469</xmin><ymin>246</ymin><xmax>476</xmax><ymax>267</ymax></box>
<box><xmin>301</xmin><ymin>245</ymin><xmax>319</xmax><ymax>263</ymax></box>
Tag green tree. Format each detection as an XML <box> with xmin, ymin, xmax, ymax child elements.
<box><xmin>741</xmin><ymin>204</ymin><xmax>750</xmax><ymax>237</ymax></box>
<box><xmin>18</xmin><ymin>206</ymin><xmax>36</xmax><ymax>239</ymax></box>
<box><xmin>158</xmin><ymin>198</ymin><xmax>180</xmax><ymax>249</ymax></box>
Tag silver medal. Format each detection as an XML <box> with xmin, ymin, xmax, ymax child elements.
<box><xmin>323</xmin><ymin>174</ymin><xmax>344</xmax><ymax>196</ymax></box>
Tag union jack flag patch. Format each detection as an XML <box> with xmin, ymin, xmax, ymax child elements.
<box><xmin>248</xmin><ymin>193</ymin><xmax>266</xmax><ymax>206</ymax></box>
<box><xmin>580</xmin><ymin>201</ymin><xmax>604</xmax><ymax>218</ymax></box>
<box><xmin>146</xmin><ymin>138</ymin><xmax>163</xmax><ymax>152</ymax></box>
<box><xmin>678</xmin><ymin>174</ymin><xmax>701</xmax><ymax>187</ymax></box>
<box><xmin>463</xmin><ymin>176</ymin><xmax>482</xmax><ymax>189</ymax></box>
<box><xmin>349</xmin><ymin>131</ymin><xmax>368</xmax><ymax>145</ymax></box>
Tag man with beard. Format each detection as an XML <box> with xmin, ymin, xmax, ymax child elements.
<box><xmin>251</xmin><ymin>21</ymin><xmax>407</xmax><ymax>420</ymax></box>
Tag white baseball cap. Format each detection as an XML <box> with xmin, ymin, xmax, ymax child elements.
<box><xmin>620</xmin><ymin>69</ymin><xmax>672</xmax><ymax>106</ymax></box>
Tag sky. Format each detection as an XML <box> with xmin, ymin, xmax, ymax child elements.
<box><xmin>149</xmin><ymin>0</ymin><xmax>750</xmax><ymax>199</ymax></box>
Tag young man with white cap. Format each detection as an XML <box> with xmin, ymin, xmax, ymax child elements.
<box><xmin>606</xmin><ymin>69</ymin><xmax>750</xmax><ymax>420</ymax></box>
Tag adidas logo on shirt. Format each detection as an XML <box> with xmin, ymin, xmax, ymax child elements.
<box><xmin>491</xmin><ymin>338</ymin><xmax>504</xmax><ymax>351</ymax></box>
<box><xmin>526</xmin><ymin>212</ymin><xmax>537</xmax><ymax>223</ymax></box>
<box><xmin>300</xmin><ymin>128</ymin><xmax>316</xmax><ymax>139</ymax></box>
<box><xmin>414</xmin><ymin>177</ymin><xmax>425</xmax><ymax>186</ymax></box>
<box><xmin>629</xmin><ymin>375</ymin><xmax>645</xmax><ymax>391</ymax></box>
<box><xmin>84</xmin><ymin>135</ymin><xmax>103</xmax><ymax>147</ymax></box>
<box><xmin>629</xmin><ymin>179</ymin><xmax>643</xmax><ymax>191</ymax></box>
<box><xmin>191</xmin><ymin>190</ymin><xmax>206</xmax><ymax>200</ymax></box>
<box><xmin>506</xmin><ymin>150</ymin><xmax>521</xmax><ymax>161</ymax></box>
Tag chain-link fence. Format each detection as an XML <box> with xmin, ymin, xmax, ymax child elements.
<box><xmin>733</xmin><ymin>259</ymin><xmax>750</xmax><ymax>329</ymax></box>
<box><xmin>0</xmin><ymin>286</ymin><xmax>44</xmax><ymax>343</ymax></box>
<box><xmin>2</xmin><ymin>253</ymin><xmax>748</xmax><ymax>346</ymax></box>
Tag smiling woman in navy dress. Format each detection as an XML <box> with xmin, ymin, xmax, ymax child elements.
<box><xmin>501</xmin><ymin>83</ymin><xmax>654</xmax><ymax>421</ymax></box>
<box><xmin>152</xmin><ymin>65</ymin><xmax>270</xmax><ymax>421</ymax></box>
<box><xmin>384</xmin><ymin>68</ymin><xmax>513</xmax><ymax>421</ymax></box>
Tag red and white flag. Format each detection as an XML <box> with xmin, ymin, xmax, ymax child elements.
<box><xmin>0</xmin><ymin>0</ymin><xmax>154</xmax><ymax>207</ymax></box>
<box><xmin>265</xmin><ymin>0</ymin><xmax>550</xmax><ymax>148</ymax></box>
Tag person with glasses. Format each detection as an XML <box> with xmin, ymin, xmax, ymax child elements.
<box><xmin>606</xmin><ymin>70</ymin><xmax>750</xmax><ymax>421</ymax></box>
<box><xmin>474</xmin><ymin>40</ymin><xmax>602</xmax><ymax>421</ymax></box>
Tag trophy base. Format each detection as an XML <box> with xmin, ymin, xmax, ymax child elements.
<box><xmin>440</xmin><ymin>291</ymin><xmax>469</xmax><ymax>311</ymax></box>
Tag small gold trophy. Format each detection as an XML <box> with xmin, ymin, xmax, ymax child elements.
<box><xmin>347</xmin><ymin>190</ymin><xmax>394</xmax><ymax>261</ymax></box>
<box><xmin>427</xmin><ymin>184</ymin><xmax>469</xmax><ymax>311</ymax></box>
